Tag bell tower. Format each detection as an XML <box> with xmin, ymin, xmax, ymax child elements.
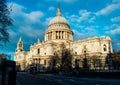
<box><xmin>16</xmin><ymin>37</ymin><xmax>24</xmax><ymax>52</ymax></box>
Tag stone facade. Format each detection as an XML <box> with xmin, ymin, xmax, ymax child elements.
<box><xmin>14</xmin><ymin>6</ymin><xmax>113</xmax><ymax>71</ymax></box>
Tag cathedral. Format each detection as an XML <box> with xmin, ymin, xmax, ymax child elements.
<box><xmin>14</xmin><ymin>6</ymin><xmax>113</xmax><ymax>71</ymax></box>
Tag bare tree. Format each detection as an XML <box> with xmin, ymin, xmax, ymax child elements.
<box><xmin>111</xmin><ymin>51</ymin><xmax>120</xmax><ymax>70</ymax></box>
<box><xmin>82</xmin><ymin>50</ymin><xmax>89</xmax><ymax>71</ymax></box>
<box><xmin>48</xmin><ymin>53</ymin><xmax>60</xmax><ymax>71</ymax></box>
<box><xmin>0</xmin><ymin>53</ymin><xmax>11</xmax><ymax>70</ymax></box>
<box><xmin>0</xmin><ymin>0</ymin><xmax>13</xmax><ymax>44</ymax></box>
<box><xmin>48</xmin><ymin>43</ymin><xmax>73</xmax><ymax>72</ymax></box>
<box><xmin>60</xmin><ymin>48</ymin><xmax>72</xmax><ymax>71</ymax></box>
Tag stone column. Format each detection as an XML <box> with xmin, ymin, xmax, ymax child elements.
<box><xmin>69</xmin><ymin>33</ymin><xmax>71</xmax><ymax>40</ymax></box>
<box><xmin>60</xmin><ymin>31</ymin><xmax>62</xmax><ymax>39</ymax></box>
<box><xmin>48</xmin><ymin>33</ymin><xmax>49</xmax><ymax>40</ymax></box>
<box><xmin>35</xmin><ymin>59</ymin><xmax>37</xmax><ymax>63</ymax></box>
<box><xmin>57</xmin><ymin>31</ymin><xmax>59</xmax><ymax>39</ymax></box>
<box><xmin>50</xmin><ymin>32</ymin><xmax>52</xmax><ymax>40</ymax></box>
<box><xmin>63</xmin><ymin>31</ymin><xmax>66</xmax><ymax>39</ymax></box>
<box><xmin>45</xmin><ymin>34</ymin><xmax>46</xmax><ymax>41</ymax></box>
<box><xmin>62</xmin><ymin>31</ymin><xmax>63</xmax><ymax>39</ymax></box>
<box><xmin>46</xmin><ymin>33</ymin><xmax>48</xmax><ymax>41</ymax></box>
<box><xmin>49</xmin><ymin>32</ymin><xmax>50</xmax><ymax>40</ymax></box>
<box><xmin>58</xmin><ymin>31</ymin><xmax>60</xmax><ymax>39</ymax></box>
<box><xmin>70</xmin><ymin>34</ymin><xmax>73</xmax><ymax>40</ymax></box>
<box><xmin>65</xmin><ymin>31</ymin><xmax>67</xmax><ymax>39</ymax></box>
<box><xmin>49</xmin><ymin>32</ymin><xmax>51</xmax><ymax>40</ymax></box>
<box><xmin>56</xmin><ymin>31</ymin><xmax>57</xmax><ymax>39</ymax></box>
<box><xmin>54</xmin><ymin>31</ymin><xmax>56</xmax><ymax>39</ymax></box>
<box><xmin>52</xmin><ymin>31</ymin><xmax>55</xmax><ymax>39</ymax></box>
<box><xmin>67</xmin><ymin>32</ymin><xmax>69</xmax><ymax>39</ymax></box>
<box><xmin>33</xmin><ymin>59</ymin><xmax>35</xmax><ymax>63</ymax></box>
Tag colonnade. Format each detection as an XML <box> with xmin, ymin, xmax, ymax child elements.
<box><xmin>45</xmin><ymin>31</ymin><xmax>72</xmax><ymax>41</ymax></box>
<box><xmin>33</xmin><ymin>58</ymin><xmax>40</xmax><ymax>64</ymax></box>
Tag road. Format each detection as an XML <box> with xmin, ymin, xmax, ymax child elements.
<box><xmin>16</xmin><ymin>72</ymin><xmax>120</xmax><ymax>85</ymax></box>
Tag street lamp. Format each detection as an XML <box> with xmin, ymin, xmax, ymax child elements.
<box><xmin>108</xmin><ymin>42</ymin><xmax>113</xmax><ymax>71</ymax></box>
<box><xmin>83</xmin><ymin>50</ymin><xmax>88</xmax><ymax>71</ymax></box>
<box><xmin>84</xmin><ymin>50</ymin><xmax>86</xmax><ymax>58</ymax></box>
<box><xmin>99</xmin><ymin>52</ymin><xmax>102</xmax><ymax>71</ymax></box>
<box><xmin>108</xmin><ymin>52</ymin><xmax>113</xmax><ymax>71</ymax></box>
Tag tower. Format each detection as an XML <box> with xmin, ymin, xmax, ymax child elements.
<box><xmin>16</xmin><ymin>37</ymin><xmax>24</xmax><ymax>52</ymax></box>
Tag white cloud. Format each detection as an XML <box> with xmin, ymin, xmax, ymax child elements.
<box><xmin>103</xmin><ymin>26</ymin><xmax>109</xmax><ymax>30</ymax></box>
<box><xmin>7</xmin><ymin>3</ymin><xmax>46</xmax><ymax>43</ymax></box>
<box><xmin>79</xmin><ymin>10</ymin><xmax>90</xmax><ymax>15</ymax></box>
<box><xmin>44</xmin><ymin>0</ymin><xmax>79</xmax><ymax>3</ymax></box>
<box><xmin>25</xmin><ymin>11</ymin><xmax>43</xmax><ymax>22</ymax></box>
<box><xmin>10</xmin><ymin>3</ymin><xmax>44</xmax><ymax>23</ymax></box>
<box><xmin>44</xmin><ymin>17</ymin><xmax>53</xmax><ymax>25</ymax></box>
<box><xmin>96</xmin><ymin>4</ymin><xmax>120</xmax><ymax>16</ymax></box>
<box><xmin>112</xmin><ymin>0</ymin><xmax>120</xmax><ymax>3</ymax></box>
<box><xmin>116</xmin><ymin>43</ymin><xmax>120</xmax><ymax>47</ymax></box>
<box><xmin>110</xmin><ymin>27</ymin><xmax>120</xmax><ymax>34</ymax></box>
<box><xmin>111</xmin><ymin>16</ymin><xmax>120</xmax><ymax>22</ymax></box>
<box><xmin>18</xmin><ymin>26</ymin><xmax>44</xmax><ymax>38</ymax></box>
<box><xmin>78</xmin><ymin>10</ymin><xmax>96</xmax><ymax>23</ymax></box>
<box><xmin>89</xmin><ymin>17</ymin><xmax>96</xmax><ymax>23</ymax></box>
<box><xmin>8</xmin><ymin>30</ymin><xmax>17</xmax><ymax>38</ymax></box>
<box><xmin>48</xmin><ymin>6</ymin><xmax>55</xmax><ymax>11</ymax></box>
<box><xmin>110</xmin><ymin>24</ymin><xmax>118</xmax><ymax>28</ymax></box>
<box><xmin>73</xmin><ymin>30</ymin><xmax>87</xmax><ymax>40</ymax></box>
<box><xmin>78</xmin><ymin>10</ymin><xmax>91</xmax><ymax>22</ymax></box>
<box><xmin>74</xmin><ymin>24</ymin><xmax>84</xmax><ymax>29</ymax></box>
<box><xmin>67</xmin><ymin>10</ymin><xmax>96</xmax><ymax>24</ymax></box>
<box><xmin>66</xmin><ymin>9</ymin><xmax>97</xmax><ymax>37</ymax></box>
<box><xmin>8</xmin><ymin>3</ymin><xmax>25</xmax><ymax>13</ymax></box>
<box><xmin>61</xmin><ymin>0</ymin><xmax>78</xmax><ymax>3</ymax></box>
<box><xmin>85</xmin><ymin>26</ymin><xmax>99</xmax><ymax>32</ymax></box>
<box><xmin>67</xmin><ymin>14</ymin><xmax>79</xmax><ymax>23</ymax></box>
<box><xmin>105</xmin><ymin>24</ymin><xmax>120</xmax><ymax>34</ymax></box>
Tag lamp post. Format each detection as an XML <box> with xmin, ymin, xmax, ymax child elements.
<box><xmin>99</xmin><ymin>52</ymin><xmax>102</xmax><ymax>71</ymax></box>
<box><xmin>108</xmin><ymin>42</ymin><xmax>113</xmax><ymax>71</ymax></box>
<box><xmin>83</xmin><ymin>50</ymin><xmax>88</xmax><ymax>71</ymax></box>
<box><xmin>108</xmin><ymin>52</ymin><xmax>112</xmax><ymax>71</ymax></box>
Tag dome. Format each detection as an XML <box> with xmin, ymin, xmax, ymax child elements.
<box><xmin>48</xmin><ymin>5</ymin><xmax>68</xmax><ymax>26</ymax></box>
<box><xmin>49</xmin><ymin>16</ymin><xmax>68</xmax><ymax>26</ymax></box>
<box><xmin>44</xmin><ymin>5</ymin><xmax>73</xmax><ymax>42</ymax></box>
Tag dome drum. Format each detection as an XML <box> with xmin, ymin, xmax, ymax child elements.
<box><xmin>45</xmin><ymin>30</ymin><xmax>73</xmax><ymax>41</ymax></box>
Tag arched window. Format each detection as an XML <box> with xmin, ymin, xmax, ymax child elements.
<box><xmin>103</xmin><ymin>44</ymin><xmax>107</xmax><ymax>51</ymax></box>
<box><xmin>83</xmin><ymin>45</ymin><xmax>87</xmax><ymax>54</ymax></box>
<box><xmin>75</xmin><ymin>52</ymin><xmax>77</xmax><ymax>55</ymax></box>
<box><xmin>38</xmin><ymin>48</ymin><xmax>40</xmax><ymax>54</ymax></box>
<box><xmin>44</xmin><ymin>60</ymin><xmax>46</xmax><ymax>65</ymax></box>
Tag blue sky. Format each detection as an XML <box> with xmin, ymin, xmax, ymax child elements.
<box><xmin>0</xmin><ymin>0</ymin><xmax>120</xmax><ymax>59</ymax></box>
